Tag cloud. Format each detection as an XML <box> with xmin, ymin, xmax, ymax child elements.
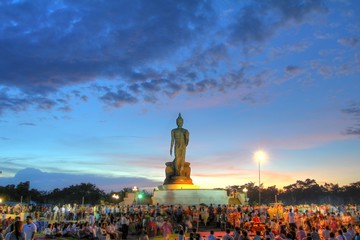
<box><xmin>0</xmin><ymin>168</ymin><xmax>162</xmax><ymax>192</ymax></box>
<box><xmin>34</xmin><ymin>97</ymin><xmax>57</xmax><ymax>110</ymax></box>
<box><xmin>0</xmin><ymin>88</ymin><xmax>73</xmax><ymax>115</ymax></box>
<box><xmin>345</xmin><ymin>126</ymin><xmax>360</xmax><ymax>136</ymax></box>
<box><xmin>0</xmin><ymin>90</ymin><xmax>31</xmax><ymax>114</ymax></box>
<box><xmin>342</xmin><ymin>102</ymin><xmax>360</xmax><ymax>136</ymax></box>
<box><xmin>319</xmin><ymin>65</ymin><xmax>333</xmax><ymax>78</ymax></box>
<box><xmin>0</xmin><ymin>1</ymin><xmax>214</xmax><ymax>88</ymax></box>
<box><xmin>0</xmin><ymin>1</ymin><xmax>329</xmax><ymax>114</ymax></box>
<box><xmin>58</xmin><ymin>106</ymin><xmax>72</xmax><ymax>112</ymax></box>
<box><xmin>100</xmin><ymin>88</ymin><xmax>138</xmax><ymax>107</ymax></box>
<box><xmin>285</xmin><ymin>65</ymin><xmax>303</xmax><ymax>74</ymax></box>
<box><xmin>229</xmin><ymin>1</ymin><xmax>326</xmax><ymax>44</ymax></box>
<box><xmin>0</xmin><ymin>158</ymin><xmax>37</xmax><ymax>175</ymax></box>
<box><xmin>0</xmin><ymin>137</ymin><xmax>10</xmax><ymax>140</ymax></box>
<box><xmin>342</xmin><ymin>102</ymin><xmax>360</xmax><ymax>116</ymax></box>
<box><xmin>338</xmin><ymin>37</ymin><xmax>359</xmax><ymax>47</ymax></box>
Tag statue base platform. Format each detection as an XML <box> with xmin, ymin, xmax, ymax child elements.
<box><xmin>159</xmin><ymin>183</ymin><xmax>200</xmax><ymax>190</ymax></box>
<box><xmin>152</xmin><ymin>187</ymin><xmax>229</xmax><ymax>205</ymax></box>
<box><xmin>164</xmin><ymin>176</ymin><xmax>194</xmax><ymax>185</ymax></box>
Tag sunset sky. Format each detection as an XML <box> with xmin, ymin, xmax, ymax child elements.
<box><xmin>0</xmin><ymin>0</ymin><xmax>359</xmax><ymax>192</ymax></box>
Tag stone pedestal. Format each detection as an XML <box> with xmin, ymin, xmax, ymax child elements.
<box><xmin>164</xmin><ymin>162</ymin><xmax>193</xmax><ymax>185</ymax></box>
<box><xmin>152</xmin><ymin>188</ymin><xmax>228</xmax><ymax>205</ymax></box>
<box><xmin>159</xmin><ymin>184</ymin><xmax>200</xmax><ymax>190</ymax></box>
<box><xmin>157</xmin><ymin>159</ymin><xmax>228</xmax><ymax>205</ymax></box>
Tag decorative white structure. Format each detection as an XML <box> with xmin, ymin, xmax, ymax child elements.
<box><xmin>152</xmin><ymin>162</ymin><xmax>229</xmax><ymax>205</ymax></box>
<box><xmin>152</xmin><ymin>188</ymin><xmax>228</xmax><ymax>205</ymax></box>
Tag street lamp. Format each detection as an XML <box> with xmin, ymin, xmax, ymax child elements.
<box><xmin>112</xmin><ymin>194</ymin><xmax>119</xmax><ymax>200</ymax></box>
<box><xmin>138</xmin><ymin>193</ymin><xmax>143</xmax><ymax>205</ymax></box>
<box><xmin>254</xmin><ymin>150</ymin><xmax>267</xmax><ymax>206</ymax></box>
<box><xmin>242</xmin><ymin>187</ymin><xmax>248</xmax><ymax>205</ymax></box>
<box><xmin>132</xmin><ymin>186</ymin><xmax>138</xmax><ymax>204</ymax></box>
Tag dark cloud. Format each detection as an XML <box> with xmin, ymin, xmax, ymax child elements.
<box><xmin>338</xmin><ymin>37</ymin><xmax>359</xmax><ymax>47</ymax></box>
<box><xmin>0</xmin><ymin>168</ymin><xmax>162</xmax><ymax>192</ymax></box>
<box><xmin>34</xmin><ymin>97</ymin><xmax>57</xmax><ymax>110</ymax></box>
<box><xmin>241</xmin><ymin>94</ymin><xmax>257</xmax><ymax>105</ymax></box>
<box><xmin>0</xmin><ymin>1</ymin><xmax>214</xmax><ymax>88</ymax></box>
<box><xmin>342</xmin><ymin>102</ymin><xmax>360</xmax><ymax>136</ymax></box>
<box><xmin>229</xmin><ymin>1</ymin><xmax>326</xmax><ymax>44</ymax></box>
<box><xmin>143</xmin><ymin>95</ymin><xmax>158</xmax><ymax>103</ymax></box>
<box><xmin>58</xmin><ymin>106</ymin><xmax>72</xmax><ymax>112</ymax></box>
<box><xmin>0</xmin><ymin>0</ymin><xmax>327</xmax><ymax>113</ymax></box>
<box><xmin>186</xmin><ymin>79</ymin><xmax>218</xmax><ymax>93</ymax></box>
<box><xmin>342</xmin><ymin>102</ymin><xmax>360</xmax><ymax>116</ymax></box>
<box><xmin>0</xmin><ymin>88</ymin><xmax>74</xmax><ymax>115</ymax></box>
<box><xmin>164</xmin><ymin>82</ymin><xmax>182</xmax><ymax>98</ymax></box>
<box><xmin>80</xmin><ymin>95</ymin><xmax>88</xmax><ymax>102</ymax></box>
<box><xmin>141</xmin><ymin>79</ymin><xmax>163</xmax><ymax>93</ymax></box>
<box><xmin>100</xmin><ymin>88</ymin><xmax>138</xmax><ymax>107</ymax></box>
<box><xmin>71</xmin><ymin>90</ymin><xmax>88</xmax><ymax>102</ymax></box>
<box><xmin>285</xmin><ymin>65</ymin><xmax>303</xmax><ymax>74</ymax></box>
<box><xmin>0</xmin><ymin>90</ymin><xmax>31</xmax><ymax>114</ymax></box>
<box><xmin>345</xmin><ymin>125</ymin><xmax>360</xmax><ymax>136</ymax></box>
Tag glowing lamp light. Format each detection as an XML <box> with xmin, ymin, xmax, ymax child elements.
<box><xmin>112</xmin><ymin>194</ymin><xmax>119</xmax><ymax>200</ymax></box>
<box><xmin>254</xmin><ymin>150</ymin><xmax>267</xmax><ymax>163</ymax></box>
<box><xmin>138</xmin><ymin>193</ymin><xmax>143</xmax><ymax>199</ymax></box>
<box><xmin>243</xmin><ymin>187</ymin><xmax>248</xmax><ymax>193</ymax></box>
<box><xmin>133</xmin><ymin>186</ymin><xmax>138</xmax><ymax>192</ymax></box>
<box><xmin>254</xmin><ymin>149</ymin><xmax>268</xmax><ymax>205</ymax></box>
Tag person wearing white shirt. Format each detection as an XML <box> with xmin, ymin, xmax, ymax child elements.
<box><xmin>22</xmin><ymin>216</ymin><xmax>36</xmax><ymax>240</ymax></box>
<box><xmin>288</xmin><ymin>209</ymin><xmax>296</xmax><ymax>229</ymax></box>
<box><xmin>43</xmin><ymin>224</ymin><xmax>53</xmax><ymax>239</ymax></box>
<box><xmin>52</xmin><ymin>205</ymin><xmax>59</xmax><ymax>221</ymax></box>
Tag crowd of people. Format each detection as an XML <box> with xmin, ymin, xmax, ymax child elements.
<box><xmin>0</xmin><ymin>203</ymin><xmax>360</xmax><ymax>240</ymax></box>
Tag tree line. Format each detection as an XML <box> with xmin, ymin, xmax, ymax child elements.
<box><xmin>226</xmin><ymin>179</ymin><xmax>360</xmax><ymax>205</ymax></box>
<box><xmin>0</xmin><ymin>182</ymin><xmax>150</xmax><ymax>206</ymax></box>
<box><xmin>0</xmin><ymin>179</ymin><xmax>359</xmax><ymax>205</ymax></box>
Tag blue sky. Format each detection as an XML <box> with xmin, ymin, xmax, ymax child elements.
<box><xmin>0</xmin><ymin>0</ymin><xmax>359</xmax><ymax>192</ymax></box>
